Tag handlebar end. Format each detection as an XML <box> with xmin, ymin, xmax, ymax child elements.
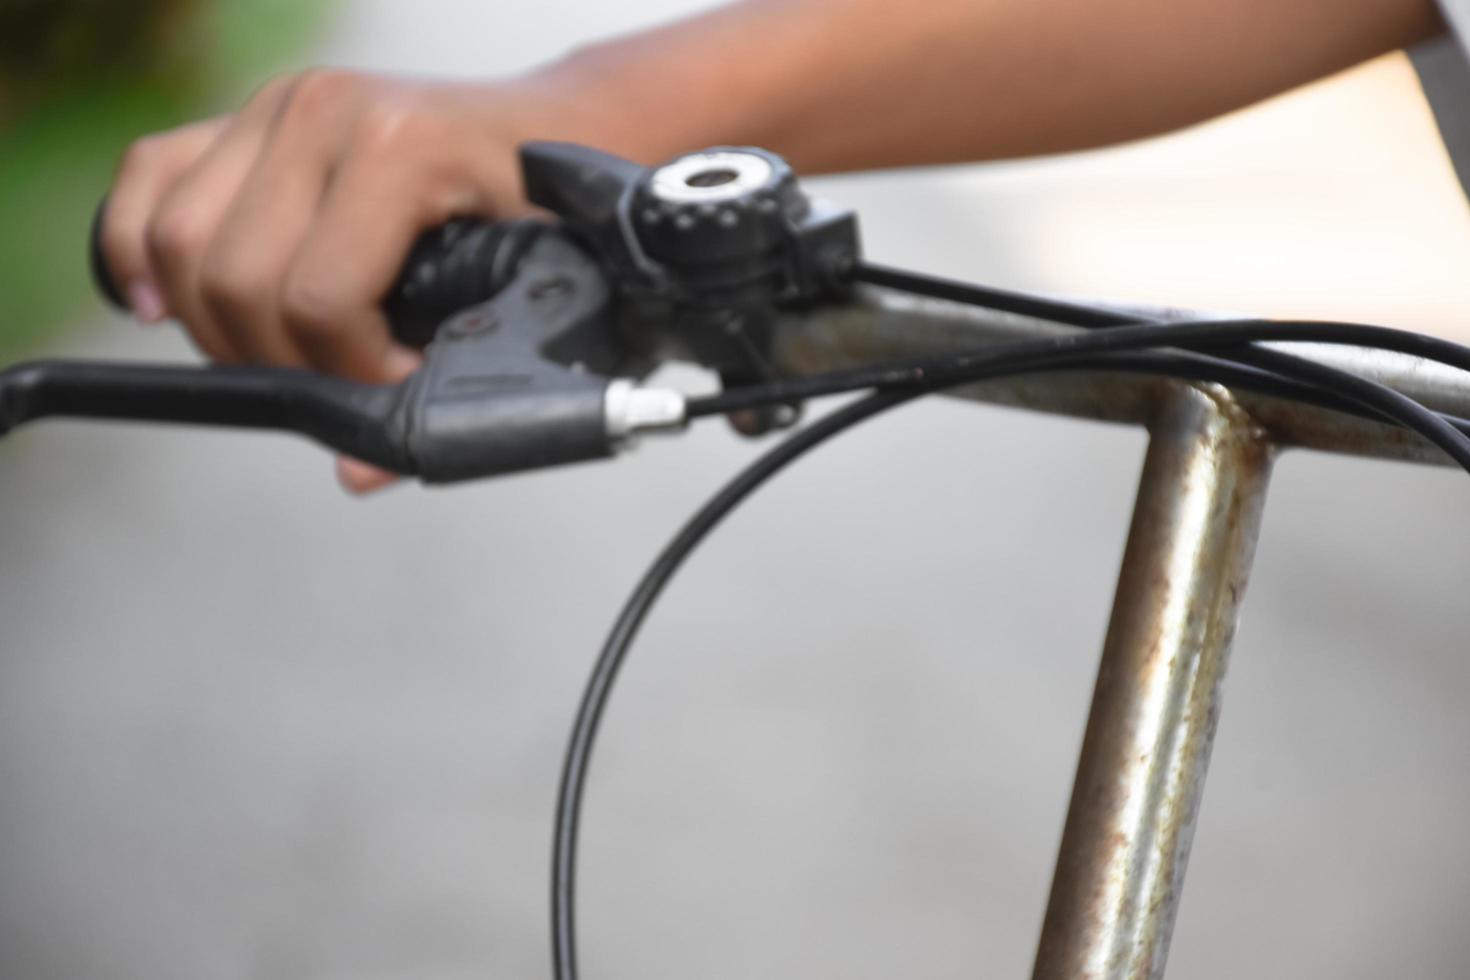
<box><xmin>89</xmin><ymin>199</ymin><xmax>127</xmax><ymax>311</ymax></box>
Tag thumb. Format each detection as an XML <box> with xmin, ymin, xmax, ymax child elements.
<box><xmin>336</xmin><ymin>343</ymin><xmax>423</xmax><ymax>495</ymax></box>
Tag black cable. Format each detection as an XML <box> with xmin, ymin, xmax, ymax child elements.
<box><xmin>856</xmin><ymin>261</ymin><xmax>1136</xmax><ymax>329</ymax></box>
<box><xmin>685</xmin><ymin>319</ymin><xmax>1470</xmax><ymax>471</ymax></box>
<box><xmin>692</xmin><ymin>346</ymin><xmax>1458</xmax><ymax>432</ymax></box>
<box><xmin>688</xmin><ymin>319</ymin><xmax>1470</xmax><ymax>418</ymax></box>
<box><xmin>854</xmin><ymin>261</ymin><xmax>1470</xmax><ymax>444</ymax></box>
<box><xmin>710</xmin><ymin>346</ymin><xmax>1470</xmax><ymax>438</ymax></box>
<box><xmin>552</xmin><ymin>388</ymin><xmax>918</xmax><ymax>980</ymax></box>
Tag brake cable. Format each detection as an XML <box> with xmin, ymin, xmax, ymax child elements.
<box><xmin>683</xmin><ymin>316</ymin><xmax>1470</xmax><ymax>464</ymax></box>
<box><xmin>549</xmin><ymin>314</ymin><xmax>1470</xmax><ymax>980</ymax></box>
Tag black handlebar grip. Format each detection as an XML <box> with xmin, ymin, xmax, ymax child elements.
<box><xmin>89</xmin><ymin>199</ymin><xmax>127</xmax><ymax>310</ymax></box>
<box><xmin>87</xmin><ymin>201</ymin><xmax>544</xmax><ymax>349</ymax></box>
<box><xmin>382</xmin><ymin>217</ymin><xmax>545</xmax><ymax>348</ymax></box>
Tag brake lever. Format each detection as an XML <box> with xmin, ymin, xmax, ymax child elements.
<box><xmin>391</xmin><ymin>226</ymin><xmax>683</xmax><ymax>481</ymax></box>
<box><xmin>17</xmin><ymin>222</ymin><xmax>685</xmax><ymax>481</ymax></box>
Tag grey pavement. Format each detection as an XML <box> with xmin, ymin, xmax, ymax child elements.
<box><xmin>3</xmin><ymin>3</ymin><xmax>1470</xmax><ymax>978</ymax></box>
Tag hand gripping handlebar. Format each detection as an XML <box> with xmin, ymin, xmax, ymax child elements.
<box><xmin>7</xmin><ymin>141</ymin><xmax>860</xmax><ymax>481</ymax></box>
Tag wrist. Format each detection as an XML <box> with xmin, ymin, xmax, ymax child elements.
<box><xmin>499</xmin><ymin>7</ymin><xmax>815</xmax><ymax>165</ymax></box>
<box><xmin>491</xmin><ymin>50</ymin><xmax>686</xmax><ymax>164</ymax></box>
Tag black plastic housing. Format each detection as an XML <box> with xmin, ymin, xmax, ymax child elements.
<box><xmin>393</xmin><ymin>231</ymin><xmax>622</xmax><ymax>482</ymax></box>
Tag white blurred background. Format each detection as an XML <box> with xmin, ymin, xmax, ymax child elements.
<box><xmin>3</xmin><ymin>2</ymin><xmax>1470</xmax><ymax>978</ymax></box>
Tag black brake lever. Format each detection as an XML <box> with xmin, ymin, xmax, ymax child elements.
<box><xmin>53</xmin><ymin>213</ymin><xmax>684</xmax><ymax>481</ymax></box>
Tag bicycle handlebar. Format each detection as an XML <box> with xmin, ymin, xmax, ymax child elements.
<box><xmin>27</xmin><ymin>142</ymin><xmax>859</xmax><ymax>480</ymax></box>
<box><xmin>54</xmin><ymin>221</ymin><xmax>677</xmax><ymax>480</ymax></box>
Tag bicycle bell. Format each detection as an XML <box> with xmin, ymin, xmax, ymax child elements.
<box><xmin>630</xmin><ymin>147</ymin><xmax>859</xmax><ymax>309</ymax></box>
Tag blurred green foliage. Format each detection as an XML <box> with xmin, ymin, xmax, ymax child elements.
<box><xmin>1</xmin><ymin>0</ymin><xmax>200</xmax><ymax>113</ymax></box>
<box><xmin>0</xmin><ymin>0</ymin><xmax>332</xmax><ymax>353</ymax></box>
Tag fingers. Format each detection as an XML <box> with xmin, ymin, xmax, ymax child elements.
<box><xmin>144</xmin><ymin>78</ymin><xmax>298</xmax><ymax>360</ymax></box>
<box><xmin>100</xmin><ymin>118</ymin><xmax>227</xmax><ymax>323</ymax></box>
<box><xmin>100</xmin><ymin>69</ymin><xmax>537</xmax><ymax>491</ymax></box>
<box><xmin>198</xmin><ymin>75</ymin><xmax>359</xmax><ymax>366</ymax></box>
<box><xmin>336</xmin><ymin>457</ymin><xmax>405</xmax><ymax>495</ymax></box>
<box><xmin>336</xmin><ymin>342</ymin><xmax>422</xmax><ymax>495</ymax></box>
<box><xmin>108</xmin><ymin>71</ymin><xmax>528</xmax><ymax>380</ymax></box>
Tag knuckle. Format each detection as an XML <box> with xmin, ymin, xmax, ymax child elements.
<box><xmin>280</xmin><ymin>279</ymin><xmax>348</xmax><ymax>341</ymax></box>
<box><xmin>145</xmin><ymin>208</ymin><xmax>210</xmax><ymax>264</ymax></box>
<box><xmin>199</xmin><ymin>255</ymin><xmax>269</xmax><ymax>319</ymax></box>
<box><xmin>117</xmin><ymin>134</ymin><xmax>165</xmax><ymax>179</ymax></box>
<box><xmin>355</xmin><ymin>96</ymin><xmax>431</xmax><ymax>152</ymax></box>
<box><xmin>278</xmin><ymin>67</ymin><xmax>361</xmax><ymax>125</ymax></box>
<box><xmin>423</xmin><ymin>179</ymin><xmax>481</xmax><ymax>222</ymax></box>
<box><xmin>248</xmin><ymin>73</ymin><xmax>296</xmax><ymax>107</ymax></box>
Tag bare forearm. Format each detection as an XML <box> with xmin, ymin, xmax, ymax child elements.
<box><xmin>523</xmin><ymin>0</ymin><xmax>1445</xmax><ymax>172</ymax></box>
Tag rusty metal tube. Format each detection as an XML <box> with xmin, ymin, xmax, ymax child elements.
<box><xmin>1030</xmin><ymin>386</ymin><xmax>1274</xmax><ymax>980</ymax></box>
<box><xmin>771</xmin><ymin>287</ymin><xmax>1470</xmax><ymax>464</ymax></box>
